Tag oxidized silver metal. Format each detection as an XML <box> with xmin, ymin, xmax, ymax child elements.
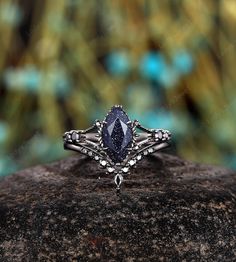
<box><xmin>63</xmin><ymin>105</ymin><xmax>171</xmax><ymax>191</ymax></box>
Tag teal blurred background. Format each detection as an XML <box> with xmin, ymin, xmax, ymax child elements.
<box><xmin>1</xmin><ymin>0</ymin><xmax>236</xmax><ymax>176</ymax></box>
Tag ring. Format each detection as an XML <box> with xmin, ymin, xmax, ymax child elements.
<box><xmin>63</xmin><ymin>105</ymin><xmax>171</xmax><ymax>191</ymax></box>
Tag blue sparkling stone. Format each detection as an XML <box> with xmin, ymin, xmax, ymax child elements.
<box><xmin>102</xmin><ymin>106</ymin><xmax>133</xmax><ymax>163</ymax></box>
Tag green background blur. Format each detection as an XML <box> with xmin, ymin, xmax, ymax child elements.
<box><xmin>1</xmin><ymin>0</ymin><xmax>236</xmax><ymax>176</ymax></box>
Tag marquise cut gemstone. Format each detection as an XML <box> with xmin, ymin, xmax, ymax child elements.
<box><xmin>102</xmin><ymin>106</ymin><xmax>133</xmax><ymax>163</ymax></box>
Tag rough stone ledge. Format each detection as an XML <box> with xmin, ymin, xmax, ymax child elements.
<box><xmin>0</xmin><ymin>153</ymin><xmax>235</xmax><ymax>261</ymax></box>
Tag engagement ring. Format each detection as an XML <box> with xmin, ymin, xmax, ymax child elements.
<box><xmin>63</xmin><ymin>105</ymin><xmax>171</xmax><ymax>191</ymax></box>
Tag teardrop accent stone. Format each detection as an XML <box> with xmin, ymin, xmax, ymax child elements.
<box><xmin>102</xmin><ymin>106</ymin><xmax>133</xmax><ymax>163</ymax></box>
<box><xmin>114</xmin><ymin>174</ymin><xmax>123</xmax><ymax>187</ymax></box>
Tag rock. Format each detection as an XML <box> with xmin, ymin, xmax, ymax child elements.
<box><xmin>0</xmin><ymin>153</ymin><xmax>235</xmax><ymax>261</ymax></box>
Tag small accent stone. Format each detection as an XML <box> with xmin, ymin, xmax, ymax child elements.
<box><xmin>94</xmin><ymin>156</ymin><xmax>100</xmax><ymax>161</ymax></box>
<box><xmin>95</xmin><ymin>121</ymin><xmax>101</xmax><ymax>127</ymax></box>
<box><xmin>65</xmin><ymin>133</ymin><xmax>71</xmax><ymax>140</ymax></box>
<box><xmin>72</xmin><ymin>132</ymin><xmax>80</xmax><ymax>142</ymax></box>
<box><xmin>122</xmin><ymin>167</ymin><xmax>129</xmax><ymax>173</ymax></box>
<box><xmin>100</xmin><ymin>160</ymin><xmax>107</xmax><ymax>167</ymax></box>
<box><xmin>158</xmin><ymin>131</ymin><xmax>163</xmax><ymax>139</ymax></box>
<box><xmin>129</xmin><ymin>159</ymin><xmax>136</xmax><ymax>166</ymax></box>
<box><xmin>163</xmin><ymin>133</ymin><xmax>168</xmax><ymax>138</ymax></box>
<box><xmin>137</xmin><ymin>155</ymin><xmax>142</xmax><ymax>161</ymax></box>
<box><xmin>88</xmin><ymin>151</ymin><xmax>93</xmax><ymax>157</ymax></box>
<box><xmin>107</xmin><ymin>167</ymin><xmax>115</xmax><ymax>173</ymax></box>
<box><xmin>144</xmin><ymin>150</ymin><xmax>148</xmax><ymax>155</ymax></box>
<box><xmin>148</xmin><ymin>148</ymin><xmax>154</xmax><ymax>153</ymax></box>
<box><xmin>114</xmin><ymin>174</ymin><xmax>123</xmax><ymax>187</ymax></box>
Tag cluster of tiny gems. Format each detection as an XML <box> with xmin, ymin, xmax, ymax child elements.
<box><xmin>63</xmin><ymin>106</ymin><xmax>171</xmax><ymax>190</ymax></box>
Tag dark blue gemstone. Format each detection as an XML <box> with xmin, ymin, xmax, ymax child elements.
<box><xmin>102</xmin><ymin>106</ymin><xmax>133</xmax><ymax>163</ymax></box>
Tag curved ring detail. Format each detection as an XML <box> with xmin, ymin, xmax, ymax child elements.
<box><xmin>63</xmin><ymin>105</ymin><xmax>172</xmax><ymax>191</ymax></box>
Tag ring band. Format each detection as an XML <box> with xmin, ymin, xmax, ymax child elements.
<box><xmin>63</xmin><ymin>105</ymin><xmax>171</xmax><ymax>191</ymax></box>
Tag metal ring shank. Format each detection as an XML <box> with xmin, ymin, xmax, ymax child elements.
<box><xmin>64</xmin><ymin>140</ymin><xmax>170</xmax><ymax>157</ymax></box>
<box><xmin>63</xmin><ymin>123</ymin><xmax>171</xmax><ymax>166</ymax></box>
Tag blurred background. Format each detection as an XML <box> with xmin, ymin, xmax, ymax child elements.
<box><xmin>1</xmin><ymin>0</ymin><xmax>236</xmax><ymax>176</ymax></box>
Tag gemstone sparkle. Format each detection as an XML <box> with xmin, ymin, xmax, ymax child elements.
<box><xmin>102</xmin><ymin>106</ymin><xmax>133</xmax><ymax>163</ymax></box>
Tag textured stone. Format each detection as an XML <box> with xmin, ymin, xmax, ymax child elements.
<box><xmin>0</xmin><ymin>153</ymin><xmax>236</xmax><ymax>261</ymax></box>
<box><xmin>102</xmin><ymin>106</ymin><xmax>132</xmax><ymax>163</ymax></box>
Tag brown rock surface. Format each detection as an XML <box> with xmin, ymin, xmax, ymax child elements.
<box><xmin>0</xmin><ymin>153</ymin><xmax>235</xmax><ymax>261</ymax></box>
